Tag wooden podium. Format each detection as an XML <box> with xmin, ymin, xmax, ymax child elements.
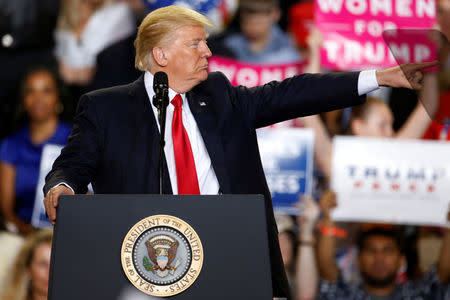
<box><xmin>48</xmin><ymin>194</ymin><xmax>273</xmax><ymax>299</ymax></box>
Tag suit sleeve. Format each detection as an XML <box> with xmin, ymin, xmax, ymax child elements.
<box><xmin>229</xmin><ymin>72</ymin><xmax>366</xmax><ymax>129</ymax></box>
<box><xmin>43</xmin><ymin>94</ymin><xmax>103</xmax><ymax>195</ymax></box>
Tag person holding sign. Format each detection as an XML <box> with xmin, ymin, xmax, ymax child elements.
<box><xmin>43</xmin><ymin>5</ymin><xmax>436</xmax><ymax>299</ymax></box>
<box><xmin>316</xmin><ymin>191</ymin><xmax>450</xmax><ymax>300</ymax></box>
<box><xmin>0</xmin><ymin>66</ymin><xmax>71</xmax><ymax>235</ymax></box>
<box><xmin>301</xmin><ymin>29</ymin><xmax>441</xmax><ymax>182</ymax></box>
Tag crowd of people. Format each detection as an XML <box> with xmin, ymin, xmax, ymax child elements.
<box><xmin>0</xmin><ymin>0</ymin><xmax>449</xmax><ymax>299</ymax></box>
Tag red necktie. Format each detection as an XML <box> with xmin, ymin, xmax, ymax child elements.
<box><xmin>171</xmin><ymin>94</ymin><xmax>200</xmax><ymax>194</ymax></box>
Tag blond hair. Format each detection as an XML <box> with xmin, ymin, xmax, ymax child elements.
<box><xmin>134</xmin><ymin>5</ymin><xmax>213</xmax><ymax>71</ymax></box>
<box><xmin>1</xmin><ymin>229</ymin><xmax>53</xmax><ymax>300</ymax></box>
<box><xmin>58</xmin><ymin>0</ymin><xmax>116</xmax><ymax>30</ymax></box>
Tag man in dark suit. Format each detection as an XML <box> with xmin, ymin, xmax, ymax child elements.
<box><xmin>43</xmin><ymin>5</ymin><xmax>434</xmax><ymax>299</ymax></box>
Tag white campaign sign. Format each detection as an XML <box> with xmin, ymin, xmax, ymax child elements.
<box><xmin>331</xmin><ymin>136</ymin><xmax>450</xmax><ymax>226</ymax></box>
<box><xmin>31</xmin><ymin>144</ymin><xmax>94</xmax><ymax>228</ymax></box>
<box><xmin>31</xmin><ymin>144</ymin><xmax>64</xmax><ymax>228</ymax></box>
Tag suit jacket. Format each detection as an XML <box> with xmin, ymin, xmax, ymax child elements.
<box><xmin>44</xmin><ymin>71</ymin><xmax>365</xmax><ymax>298</ymax></box>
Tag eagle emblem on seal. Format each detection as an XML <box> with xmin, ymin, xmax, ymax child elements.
<box><xmin>144</xmin><ymin>235</ymin><xmax>181</xmax><ymax>278</ymax></box>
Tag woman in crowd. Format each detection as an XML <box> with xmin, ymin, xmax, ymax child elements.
<box><xmin>0</xmin><ymin>66</ymin><xmax>72</xmax><ymax>234</ymax></box>
<box><xmin>1</xmin><ymin>229</ymin><xmax>53</xmax><ymax>300</ymax></box>
<box><xmin>305</xmin><ymin>78</ymin><xmax>438</xmax><ymax>182</ymax></box>
<box><xmin>55</xmin><ymin>0</ymin><xmax>135</xmax><ymax>87</ymax></box>
<box><xmin>301</xmin><ymin>30</ymin><xmax>439</xmax><ymax>181</ymax></box>
<box><xmin>0</xmin><ymin>0</ymin><xmax>60</xmax><ymax>141</ymax></box>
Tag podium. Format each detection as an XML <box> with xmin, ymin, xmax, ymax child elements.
<box><xmin>48</xmin><ymin>194</ymin><xmax>273</xmax><ymax>299</ymax></box>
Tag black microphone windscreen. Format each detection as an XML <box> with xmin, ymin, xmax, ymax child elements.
<box><xmin>153</xmin><ymin>72</ymin><xmax>168</xmax><ymax>92</ymax></box>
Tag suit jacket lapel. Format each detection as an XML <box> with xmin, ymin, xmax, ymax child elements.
<box><xmin>187</xmin><ymin>91</ymin><xmax>231</xmax><ymax>194</ymax></box>
<box><xmin>129</xmin><ymin>75</ymin><xmax>173</xmax><ymax>194</ymax></box>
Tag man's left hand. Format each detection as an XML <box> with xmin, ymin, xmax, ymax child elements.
<box><xmin>376</xmin><ymin>61</ymin><xmax>438</xmax><ymax>90</ymax></box>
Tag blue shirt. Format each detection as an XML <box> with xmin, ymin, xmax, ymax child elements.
<box><xmin>223</xmin><ymin>24</ymin><xmax>301</xmax><ymax>64</ymax></box>
<box><xmin>0</xmin><ymin>121</ymin><xmax>72</xmax><ymax>223</ymax></box>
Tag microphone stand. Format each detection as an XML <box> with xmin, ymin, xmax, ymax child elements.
<box><xmin>153</xmin><ymin>87</ymin><xmax>169</xmax><ymax>195</ymax></box>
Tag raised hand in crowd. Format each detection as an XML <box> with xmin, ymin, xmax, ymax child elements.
<box><xmin>297</xmin><ymin>195</ymin><xmax>321</xmax><ymax>243</ymax></box>
<box><xmin>316</xmin><ymin>190</ymin><xmax>340</xmax><ymax>282</ymax></box>
<box><xmin>303</xmin><ymin>27</ymin><xmax>322</xmax><ymax>75</ymax></box>
<box><xmin>295</xmin><ymin>195</ymin><xmax>320</xmax><ymax>300</ymax></box>
<box><xmin>58</xmin><ymin>61</ymin><xmax>96</xmax><ymax>86</ymax></box>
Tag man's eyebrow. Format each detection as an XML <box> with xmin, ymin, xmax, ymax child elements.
<box><xmin>193</xmin><ymin>33</ymin><xmax>210</xmax><ymax>41</ymax></box>
<box><xmin>193</xmin><ymin>36</ymin><xmax>208</xmax><ymax>42</ymax></box>
<box><xmin>186</xmin><ymin>35</ymin><xmax>209</xmax><ymax>45</ymax></box>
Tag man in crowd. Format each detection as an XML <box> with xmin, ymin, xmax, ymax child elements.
<box><xmin>317</xmin><ymin>191</ymin><xmax>450</xmax><ymax>299</ymax></box>
<box><xmin>213</xmin><ymin>0</ymin><xmax>301</xmax><ymax>64</ymax></box>
<box><xmin>42</xmin><ymin>5</ymin><xmax>434</xmax><ymax>299</ymax></box>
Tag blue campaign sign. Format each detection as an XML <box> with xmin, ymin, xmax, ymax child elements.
<box><xmin>144</xmin><ymin>0</ymin><xmax>221</xmax><ymax>14</ymax></box>
<box><xmin>257</xmin><ymin>128</ymin><xmax>314</xmax><ymax>215</ymax></box>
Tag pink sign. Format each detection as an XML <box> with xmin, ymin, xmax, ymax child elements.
<box><xmin>207</xmin><ymin>56</ymin><xmax>306</xmax><ymax>87</ymax></box>
<box><xmin>383</xmin><ymin>29</ymin><xmax>438</xmax><ymax>64</ymax></box>
<box><xmin>315</xmin><ymin>0</ymin><xmax>436</xmax><ymax>70</ymax></box>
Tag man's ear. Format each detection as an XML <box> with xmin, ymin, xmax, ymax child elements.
<box><xmin>152</xmin><ymin>47</ymin><xmax>168</xmax><ymax>67</ymax></box>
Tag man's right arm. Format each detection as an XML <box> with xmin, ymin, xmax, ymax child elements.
<box><xmin>43</xmin><ymin>94</ymin><xmax>103</xmax><ymax>222</ymax></box>
<box><xmin>44</xmin><ymin>185</ymin><xmax>74</xmax><ymax>225</ymax></box>
<box><xmin>229</xmin><ymin>62</ymin><xmax>436</xmax><ymax>130</ymax></box>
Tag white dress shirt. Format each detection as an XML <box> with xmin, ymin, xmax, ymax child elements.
<box><xmin>54</xmin><ymin>70</ymin><xmax>379</xmax><ymax>194</ymax></box>
<box><xmin>358</xmin><ymin>70</ymin><xmax>379</xmax><ymax>96</ymax></box>
<box><xmin>144</xmin><ymin>72</ymin><xmax>220</xmax><ymax>195</ymax></box>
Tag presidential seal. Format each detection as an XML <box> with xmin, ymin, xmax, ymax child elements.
<box><xmin>121</xmin><ymin>215</ymin><xmax>203</xmax><ymax>297</ymax></box>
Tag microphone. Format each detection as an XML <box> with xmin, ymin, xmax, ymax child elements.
<box><xmin>152</xmin><ymin>71</ymin><xmax>169</xmax><ymax>195</ymax></box>
<box><xmin>153</xmin><ymin>71</ymin><xmax>169</xmax><ymax>112</ymax></box>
